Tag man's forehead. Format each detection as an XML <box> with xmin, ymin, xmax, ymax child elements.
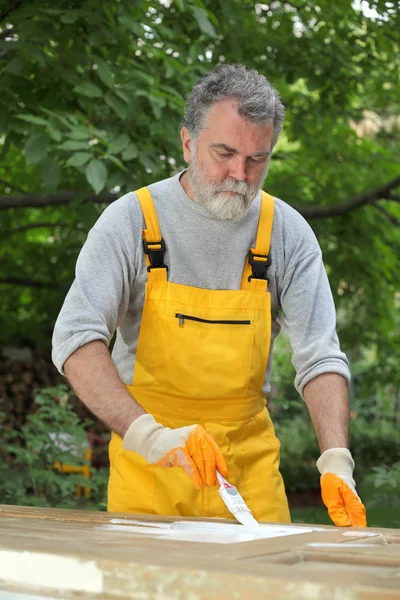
<box><xmin>200</xmin><ymin>100</ymin><xmax>273</xmax><ymax>152</ymax></box>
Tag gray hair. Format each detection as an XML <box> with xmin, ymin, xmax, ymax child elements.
<box><xmin>182</xmin><ymin>64</ymin><xmax>285</xmax><ymax>147</ymax></box>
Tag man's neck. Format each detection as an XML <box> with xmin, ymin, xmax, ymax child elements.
<box><xmin>179</xmin><ymin>170</ymin><xmax>195</xmax><ymax>201</ymax></box>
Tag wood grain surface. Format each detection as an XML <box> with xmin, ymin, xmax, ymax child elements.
<box><xmin>0</xmin><ymin>504</ymin><xmax>399</xmax><ymax>599</ymax></box>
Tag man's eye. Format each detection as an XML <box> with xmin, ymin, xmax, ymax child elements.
<box><xmin>219</xmin><ymin>153</ymin><xmax>233</xmax><ymax>158</ymax></box>
<box><xmin>249</xmin><ymin>157</ymin><xmax>265</xmax><ymax>164</ymax></box>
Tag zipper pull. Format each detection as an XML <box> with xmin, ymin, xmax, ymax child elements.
<box><xmin>177</xmin><ymin>314</ymin><xmax>184</xmax><ymax>328</ymax></box>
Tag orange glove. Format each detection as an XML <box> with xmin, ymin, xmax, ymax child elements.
<box><xmin>317</xmin><ymin>448</ymin><xmax>367</xmax><ymax>527</ymax></box>
<box><xmin>123</xmin><ymin>414</ymin><xmax>227</xmax><ymax>489</ymax></box>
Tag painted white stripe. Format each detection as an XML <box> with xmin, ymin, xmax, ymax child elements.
<box><xmin>0</xmin><ymin>592</ymin><xmax>60</xmax><ymax>600</ymax></box>
<box><xmin>0</xmin><ymin>550</ymin><xmax>103</xmax><ymax>594</ymax></box>
<box><xmin>306</xmin><ymin>542</ymin><xmax>377</xmax><ymax>548</ymax></box>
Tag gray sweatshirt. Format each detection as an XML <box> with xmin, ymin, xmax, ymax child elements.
<box><xmin>52</xmin><ymin>171</ymin><xmax>350</xmax><ymax>398</ymax></box>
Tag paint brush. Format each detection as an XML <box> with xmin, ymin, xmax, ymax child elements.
<box><xmin>216</xmin><ymin>470</ymin><xmax>260</xmax><ymax>528</ymax></box>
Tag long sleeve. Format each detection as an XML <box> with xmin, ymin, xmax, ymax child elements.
<box><xmin>279</xmin><ymin>248</ymin><xmax>350</xmax><ymax>397</ymax></box>
<box><xmin>52</xmin><ymin>208</ymin><xmax>136</xmax><ymax>375</ymax></box>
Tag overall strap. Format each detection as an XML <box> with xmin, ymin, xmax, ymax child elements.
<box><xmin>135</xmin><ymin>187</ymin><xmax>168</xmax><ymax>284</ymax></box>
<box><xmin>240</xmin><ymin>191</ymin><xmax>274</xmax><ymax>292</ymax></box>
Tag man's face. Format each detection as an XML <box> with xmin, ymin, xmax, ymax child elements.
<box><xmin>182</xmin><ymin>99</ymin><xmax>274</xmax><ymax>221</ymax></box>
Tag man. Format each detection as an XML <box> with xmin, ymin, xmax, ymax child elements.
<box><xmin>53</xmin><ymin>64</ymin><xmax>366</xmax><ymax>527</ymax></box>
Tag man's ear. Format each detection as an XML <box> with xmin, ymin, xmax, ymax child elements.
<box><xmin>181</xmin><ymin>127</ymin><xmax>192</xmax><ymax>163</ymax></box>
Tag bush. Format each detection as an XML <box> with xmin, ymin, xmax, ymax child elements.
<box><xmin>276</xmin><ymin>414</ymin><xmax>399</xmax><ymax>499</ymax></box>
<box><xmin>358</xmin><ymin>463</ymin><xmax>400</xmax><ymax>528</ymax></box>
<box><xmin>0</xmin><ymin>385</ymin><xmax>108</xmax><ymax>509</ymax></box>
<box><xmin>350</xmin><ymin>417</ymin><xmax>399</xmax><ymax>480</ymax></box>
<box><xmin>276</xmin><ymin>416</ymin><xmax>320</xmax><ymax>495</ymax></box>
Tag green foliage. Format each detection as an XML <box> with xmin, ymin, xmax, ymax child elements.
<box><xmin>358</xmin><ymin>463</ymin><xmax>400</xmax><ymax>528</ymax></box>
<box><xmin>276</xmin><ymin>413</ymin><xmax>399</xmax><ymax>497</ymax></box>
<box><xmin>368</xmin><ymin>462</ymin><xmax>400</xmax><ymax>491</ymax></box>
<box><xmin>0</xmin><ymin>385</ymin><xmax>108</xmax><ymax>509</ymax></box>
<box><xmin>276</xmin><ymin>416</ymin><xmax>320</xmax><ymax>494</ymax></box>
<box><xmin>278</xmin><ymin>416</ymin><xmax>400</xmax><ymax>528</ymax></box>
<box><xmin>350</xmin><ymin>418</ymin><xmax>400</xmax><ymax>478</ymax></box>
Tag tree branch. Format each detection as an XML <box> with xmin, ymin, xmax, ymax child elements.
<box><xmin>0</xmin><ymin>276</ymin><xmax>61</xmax><ymax>289</ymax></box>
<box><xmin>0</xmin><ymin>190</ymin><xmax>118</xmax><ymax>210</ymax></box>
<box><xmin>373</xmin><ymin>203</ymin><xmax>400</xmax><ymax>227</ymax></box>
<box><xmin>297</xmin><ymin>175</ymin><xmax>400</xmax><ymax>219</ymax></box>
<box><xmin>0</xmin><ymin>175</ymin><xmax>399</xmax><ymax>220</ymax></box>
<box><xmin>0</xmin><ymin>0</ymin><xmax>23</xmax><ymax>25</ymax></box>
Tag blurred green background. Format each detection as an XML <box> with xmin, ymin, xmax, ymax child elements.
<box><xmin>0</xmin><ymin>0</ymin><xmax>399</xmax><ymax>526</ymax></box>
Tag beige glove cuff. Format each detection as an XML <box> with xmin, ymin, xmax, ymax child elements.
<box><xmin>316</xmin><ymin>448</ymin><xmax>360</xmax><ymax>499</ymax></box>
<box><xmin>122</xmin><ymin>413</ymin><xmax>164</xmax><ymax>461</ymax></box>
<box><xmin>316</xmin><ymin>447</ymin><xmax>355</xmax><ymax>478</ymax></box>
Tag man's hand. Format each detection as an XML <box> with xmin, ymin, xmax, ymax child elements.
<box><xmin>123</xmin><ymin>414</ymin><xmax>228</xmax><ymax>489</ymax></box>
<box><xmin>317</xmin><ymin>448</ymin><xmax>367</xmax><ymax>527</ymax></box>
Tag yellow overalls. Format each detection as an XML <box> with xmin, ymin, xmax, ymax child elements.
<box><xmin>108</xmin><ymin>187</ymin><xmax>290</xmax><ymax>522</ymax></box>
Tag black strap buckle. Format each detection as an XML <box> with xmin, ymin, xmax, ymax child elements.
<box><xmin>142</xmin><ymin>238</ymin><xmax>168</xmax><ymax>272</ymax></box>
<box><xmin>248</xmin><ymin>250</ymin><xmax>271</xmax><ymax>282</ymax></box>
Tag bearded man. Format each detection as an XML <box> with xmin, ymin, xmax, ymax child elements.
<box><xmin>52</xmin><ymin>64</ymin><xmax>366</xmax><ymax>527</ymax></box>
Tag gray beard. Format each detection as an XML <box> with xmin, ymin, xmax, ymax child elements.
<box><xmin>187</xmin><ymin>154</ymin><xmax>268</xmax><ymax>222</ymax></box>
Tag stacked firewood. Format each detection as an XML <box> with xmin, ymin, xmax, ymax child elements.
<box><xmin>0</xmin><ymin>346</ymin><xmax>110</xmax><ymax>468</ymax></box>
<box><xmin>0</xmin><ymin>347</ymin><xmax>64</xmax><ymax>429</ymax></box>
<box><xmin>0</xmin><ymin>346</ymin><xmax>104</xmax><ymax>436</ymax></box>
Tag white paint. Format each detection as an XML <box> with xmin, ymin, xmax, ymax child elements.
<box><xmin>0</xmin><ymin>550</ymin><xmax>103</xmax><ymax>593</ymax></box>
<box><xmin>306</xmin><ymin>542</ymin><xmax>377</xmax><ymax>548</ymax></box>
<box><xmin>0</xmin><ymin>593</ymin><xmax>60</xmax><ymax>600</ymax></box>
<box><xmin>97</xmin><ymin>520</ymin><xmax>333</xmax><ymax>544</ymax></box>
<box><xmin>109</xmin><ymin>518</ymin><xmax>171</xmax><ymax>529</ymax></box>
<box><xmin>285</xmin><ymin>581</ymin><xmax>325</xmax><ymax>600</ymax></box>
<box><xmin>342</xmin><ymin>531</ymin><xmax>379</xmax><ymax>537</ymax></box>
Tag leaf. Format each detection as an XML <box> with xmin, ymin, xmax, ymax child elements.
<box><xmin>0</xmin><ymin>40</ymin><xmax>21</xmax><ymax>49</ymax></box>
<box><xmin>73</xmin><ymin>82</ymin><xmax>103</xmax><ymax>98</ymax></box>
<box><xmin>17</xmin><ymin>114</ymin><xmax>49</xmax><ymax>127</ymax></box>
<box><xmin>86</xmin><ymin>159</ymin><xmax>108</xmax><ymax>194</ymax></box>
<box><xmin>0</xmin><ymin>133</ymin><xmax>10</xmax><ymax>158</ymax></box>
<box><xmin>0</xmin><ymin>108</ymin><xmax>8</xmax><ymax>134</ymax></box>
<box><xmin>5</xmin><ymin>58</ymin><xmax>22</xmax><ymax>76</ymax></box>
<box><xmin>191</xmin><ymin>6</ymin><xmax>217</xmax><ymax>37</ymax></box>
<box><xmin>41</xmin><ymin>158</ymin><xmax>61</xmax><ymax>191</ymax></box>
<box><xmin>114</xmin><ymin>89</ymin><xmax>130</xmax><ymax>103</ymax></box>
<box><xmin>110</xmin><ymin>133</ymin><xmax>131</xmax><ymax>154</ymax></box>
<box><xmin>105</xmin><ymin>93</ymin><xmax>127</xmax><ymax>119</ymax></box>
<box><xmin>66</xmin><ymin>152</ymin><xmax>92</xmax><ymax>167</ymax></box>
<box><xmin>46</xmin><ymin>122</ymin><xmax>62</xmax><ymax>142</ymax></box>
<box><xmin>58</xmin><ymin>140</ymin><xmax>89</xmax><ymax>151</ymax></box>
<box><xmin>149</xmin><ymin>95</ymin><xmax>166</xmax><ymax>120</ymax></box>
<box><xmin>61</xmin><ymin>11</ymin><xmax>79</xmax><ymax>24</ymax></box>
<box><xmin>68</xmin><ymin>127</ymin><xmax>90</xmax><ymax>140</ymax></box>
<box><xmin>107</xmin><ymin>154</ymin><xmax>127</xmax><ymax>171</ymax></box>
<box><xmin>121</xmin><ymin>144</ymin><xmax>138</xmax><ymax>161</ymax></box>
<box><xmin>66</xmin><ymin>115</ymin><xmax>79</xmax><ymax>126</ymax></box>
<box><xmin>94</xmin><ymin>57</ymin><xmax>114</xmax><ymax>89</ymax></box>
<box><xmin>24</xmin><ymin>134</ymin><xmax>49</xmax><ymax>165</ymax></box>
<box><xmin>139</xmin><ymin>153</ymin><xmax>156</xmax><ymax>171</ymax></box>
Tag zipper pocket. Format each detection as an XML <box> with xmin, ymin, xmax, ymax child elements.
<box><xmin>175</xmin><ymin>313</ymin><xmax>251</xmax><ymax>328</ymax></box>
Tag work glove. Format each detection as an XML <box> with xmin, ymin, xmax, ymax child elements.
<box><xmin>317</xmin><ymin>448</ymin><xmax>367</xmax><ymax>527</ymax></box>
<box><xmin>123</xmin><ymin>414</ymin><xmax>228</xmax><ymax>489</ymax></box>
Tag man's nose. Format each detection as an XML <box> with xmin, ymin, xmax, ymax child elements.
<box><xmin>228</xmin><ymin>156</ymin><xmax>246</xmax><ymax>181</ymax></box>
